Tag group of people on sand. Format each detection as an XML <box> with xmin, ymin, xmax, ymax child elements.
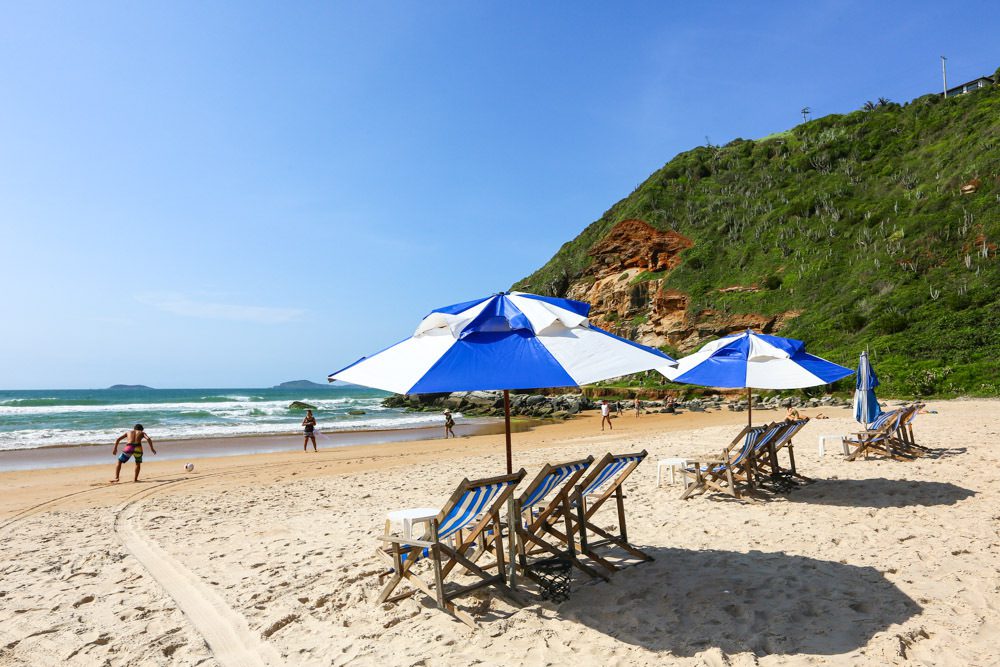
<box><xmin>108</xmin><ymin>409</ymin><xmax>323</xmax><ymax>483</ymax></box>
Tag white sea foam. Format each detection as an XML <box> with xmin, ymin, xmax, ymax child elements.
<box><xmin>0</xmin><ymin>411</ymin><xmax>456</xmax><ymax>451</ymax></box>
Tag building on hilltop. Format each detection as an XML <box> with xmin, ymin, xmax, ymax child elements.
<box><xmin>946</xmin><ymin>75</ymin><xmax>995</xmax><ymax>97</ymax></box>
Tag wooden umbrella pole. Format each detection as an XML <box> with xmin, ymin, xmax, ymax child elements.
<box><xmin>503</xmin><ymin>389</ymin><xmax>512</xmax><ymax>475</ymax></box>
<box><xmin>747</xmin><ymin>386</ymin><xmax>752</xmax><ymax>428</ymax></box>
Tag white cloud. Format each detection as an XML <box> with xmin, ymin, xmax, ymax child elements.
<box><xmin>137</xmin><ymin>293</ymin><xmax>304</xmax><ymax>324</ymax></box>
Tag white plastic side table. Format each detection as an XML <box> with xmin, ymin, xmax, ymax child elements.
<box><xmin>818</xmin><ymin>434</ymin><xmax>849</xmax><ymax>456</ymax></box>
<box><xmin>656</xmin><ymin>458</ymin><xmax>690</xmax><ymax>486</ymax></box>
<box><xmin>384</xmin><ymin>507</ymin><xmax>439</xmax><ymax>539</ymax></box>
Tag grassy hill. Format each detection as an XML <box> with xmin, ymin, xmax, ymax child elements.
<box><xmin>514</xmin><ymin>76</ymin><xmax>1000</xmax><ymax>397</ymax></box>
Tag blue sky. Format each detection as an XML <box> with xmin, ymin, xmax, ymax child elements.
<box><xmin>1</xmin><ymin>2</ymin><xmax>997</xmax><ymax>389</ymax></box>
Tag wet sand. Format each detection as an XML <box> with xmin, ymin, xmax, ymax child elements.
<box><xmin>0</xmin><ymin>417</ymin><xmax>535</xmax><ymax>472</ymax></box>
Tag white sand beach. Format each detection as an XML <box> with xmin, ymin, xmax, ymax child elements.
<box><xmin>1</xmin><ymin>400</ymin><xmax>998</xmax><ymax>666</ymax></box>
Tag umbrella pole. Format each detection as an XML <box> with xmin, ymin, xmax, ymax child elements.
<box><xmin>747</xmin><ymin>387</ymin><xmax>752</xmax><ymax>428</ymax></box>
<box><xmin>502</xmin><ymin>389</ymin><xmax>516</xmax><ymax>587</ymax></box>
<box><xmin>503</xmin><ymin>390</ymin><xmax>512</xmax><ymax>475</ymax></box>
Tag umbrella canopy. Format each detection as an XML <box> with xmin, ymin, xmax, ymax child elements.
<box><xmin>329</xmin><ymin>291</ymin><xmax>676</xmax><ymax>472</ymax></box>
<box><xmin>852</xmin><ymin>350</ymin><xmax>882</xmax><ymax>426</ymax></box>
<box><xmin>657</xmin><ymin>330</ymin><xmax>853</xmax><ymax>425</ymax></box>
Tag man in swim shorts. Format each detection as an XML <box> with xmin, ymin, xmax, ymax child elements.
<box><xmin>111</xmin><ymin>424</ymin><xmax>156</xmax><ymax>483</ymax></box>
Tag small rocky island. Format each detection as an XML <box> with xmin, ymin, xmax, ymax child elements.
<box><xmin>107</xmin><ymin>384</ymin><xmax>154</xmax><ymax>390</ymax></box>
<box><xmin>274</xmin><ymin>380</ymin><xmax>332</xmax><ymax>389</ymax></box>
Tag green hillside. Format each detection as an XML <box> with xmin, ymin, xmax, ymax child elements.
<box><xmin>514</xmin><ymin>78</ymin><xmax>1000</xmax><ymax>397</ymax></box>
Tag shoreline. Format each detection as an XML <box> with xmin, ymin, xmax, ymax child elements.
<box><xmin>0</xmin><ymin>416</ymin><xmax>542</xmax><ymax>472</ymax></box>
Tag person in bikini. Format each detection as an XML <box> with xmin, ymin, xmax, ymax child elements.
<box><xmin>302</xmin><ymin>409</ymin><xmax>318</xmax><ymax>452</ymax></box>
<box><xmin>111</xmin><ymin>424</ymin><xmax>156</xmax><ymax>483</ymax></box>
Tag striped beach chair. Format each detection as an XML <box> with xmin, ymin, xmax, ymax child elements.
<box><xmin>845</xmin><ymin>409</ymin><xmax>916</xmax><ymax>461</ymax></box>
<box><xmin>377</xmin><ymin>469</ymin><xmax>526</xmax><ymax>628</ymax></box>
<box><xmin>571</xmin><ymin>451</ymin><xmax>653</xmax><ymax>574</ymax></box>
<box><xmin>512</xmin><ymin>456</ymin><xmax>609</xmax><ymax>583</ymax></box>
<box><xmin>680</xmin><ymin>426</ymin><xmax>763</xmax><ymax>500</ymax></box>
<box><xmin>750</xmin><ymin>418</ymin><xmax>811</xmax><ymax>490</ymax></box>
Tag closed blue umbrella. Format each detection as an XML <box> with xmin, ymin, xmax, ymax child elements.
<box><xmin>853</xmin><ymin>350</ymin><xmax>882</xmax><ymax>426</ymax></box>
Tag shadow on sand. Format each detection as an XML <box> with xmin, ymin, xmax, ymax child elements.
<box><xmin>559</xmin><ymin>547</ymin><xmax>920</xmax><ymax>657</ymax></box>
<box><xmin>789</xmin><ymin>478</ymin><xmax>975</xmax><ymax>508</ymax></box>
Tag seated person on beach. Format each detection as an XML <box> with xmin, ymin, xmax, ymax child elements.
<box><xmin>785</xmin><ymin>406</ymin><xmax>802</xmax><ymax>422</ymax></box>
<box><xmin>814</xmin><ymin>412</ymin><xmax>829</xmax><ymax>419</ymax></box>
<box><xmin>111</xmin><ymin>424</ymin><xmax>155</xmax><ymax>483</ymax></box>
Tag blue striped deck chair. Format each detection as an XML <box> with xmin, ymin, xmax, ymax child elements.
<box><xmin>571</xmin><ymin>450</ymin><xmax>652</xmax><ymax>574</ymax></box>
<box><xmin>738</xmin><ymin>421</ymin><xmax>787</xmax><ymax>490</ymax></box>
<box><xmin>512</xmin><ymin>456</ymin><xmax>610</xmax><ymax>583</ymax></box>
<box><xmin>896</xmin><ymin>404</ymin><xmax>928</xmax><ymax>454</ymax></box>
<box><xmin>680</xmin><ymin>426</ymin><xmax>763</xmax><ymax>500</ymax></box>
<box><xmin>377</xmin><ymin>469</ymin><xmax>526</xmax><ymax>628</ymax></box>
<box><xmin>747</xmin><ymin>419</ymin><xmax>810</xmax><ymax>491</ymax></box>
<box><xmin>770</xmin><ymin>417</ymin><xmax>811</xmax><ymax>481</ymax></box>
<box><xmin>845</xmin><ymin>409</ymin><xmax>915</xmax><ymax>461</ymax></box>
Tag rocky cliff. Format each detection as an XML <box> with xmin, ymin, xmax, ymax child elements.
<box><xmin>566</xmin><ymin>218</ymin><xmax>800</xmax><ymax>351</ymax></box>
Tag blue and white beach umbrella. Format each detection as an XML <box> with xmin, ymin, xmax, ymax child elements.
<box><xmin>657</xmin><ymin>330</ymin><xmax>853</xmax><ymax>425</ymax></box>
<box><xmin>852</xmin><ymin>350</ymin><xmax>882</xmax><ymax>426</ymax></box>
<box><xmin>329</xmin><ymin>291</ymin><xmax>675</xmax><ymax>472</ymax></box>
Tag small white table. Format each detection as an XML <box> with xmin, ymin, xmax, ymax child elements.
<box><xmin>656</xmin><ymin>458</ymin><xmax>691</xmax><ymax>486</ymax></box>
<box><xmin>384</xmin><ymin>507</ymin><xmax>439</xmax><ymax>539</ymax></box>
<box><xmin>818</xmin><ymin>434</ymin><xmax>850</xmax><ymax>456</ymax></box>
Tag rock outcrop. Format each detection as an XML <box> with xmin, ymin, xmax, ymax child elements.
<box><xmin>383</xmin><ymin>391</ymin><xmax>594</xmax><ymax>419</ymax></box>
<box><xmin>566</xmin><ymin>218</ymin><xmax>799</xmax><ymax>352</ymax></box>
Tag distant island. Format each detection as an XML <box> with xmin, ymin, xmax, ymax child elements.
<box><xmin>107</xmin><ymin>384</ymin><xmax>154</xmax><ymax>390</ymax></box>
<box><xmin>273</xmin><ymin>380</ymin><xmax>334</xmax><ymax>389</ymax></box>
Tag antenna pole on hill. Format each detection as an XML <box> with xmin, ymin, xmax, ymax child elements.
<box><xmin>941</xmin><ymin>56</ymin><xmax>948</xmax><ymax>98</ymax></box>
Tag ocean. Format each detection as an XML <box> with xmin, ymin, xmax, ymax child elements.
<box><xmin>0</xmin><ymin>385</ymin><xmax>449</xmax><ymax>452</ymax></box>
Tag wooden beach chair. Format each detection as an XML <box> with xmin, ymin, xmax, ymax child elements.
<box><xmin>571</xmin><ymin>451</ymin><xmax>653</xmax><ymax>574</ymax></box>
<box><xmin>680</xmin><ymin>426</ymin><xmax>762</xmax><ymax>500</ymax></box>
<box><xmin>512</xmin><ymin>456</ymin><xmax>611</xmax><ymax>583</ymax></box>
<box><xmin>739</xmin><ymin>421</ymin><xmax>790</xmax><ymax>491</ymax></box>
<box><xmin>752</xmin><ymin>418</ymin><xmax>811</xmax><ymax>489</ymax></box>
<box><xmin>377</xmin><ymin>469</ymin><xmax>526</xmax><ymax>628</ymax></box>
<box><xmin>845</xmin><ymin>410</ymin><xmax>916</xmax><ymax>461</ymax></box>
<box><xmin>895</xmin><ymin>404</ymin><xmax>929</xmax><ymax>456</ymax></box>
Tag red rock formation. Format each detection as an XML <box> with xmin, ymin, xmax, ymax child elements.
<box><xmin>568</xmin><ymin>218</ymin><xmax>799</xmax><ymax>354</ymax></box>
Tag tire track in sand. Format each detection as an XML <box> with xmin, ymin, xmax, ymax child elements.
<box><xmin>114</xmin><ymin>488</ymin><xmax>284</xmax><ymax>667</ymax></box>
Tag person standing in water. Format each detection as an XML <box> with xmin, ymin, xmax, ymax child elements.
<box><xmin>444</xmin><ymin>410</ymin><xmax>456</xmax><ymax>438</ymax></box>
<box><xmin>110</xmin><ymin>424</ymin><xmax>155</xmax><ymax>483</ymax></box>
<box><xmin>302</xmin><ymin>409</ymin><xmax>318</xmax><ymax>452</ymax></box>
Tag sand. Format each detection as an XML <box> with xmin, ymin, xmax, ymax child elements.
<box><xmin>1</xmin><ymin>400</ymin><xmax>998</xmax><ymax>666</ymax></box>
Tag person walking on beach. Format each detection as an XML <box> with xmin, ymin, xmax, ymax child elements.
<box><xmin>302</xmin><ymin>409</ymin><xmax>317</xmax><ymax>452</ymax></box>
<box><xmin>444</xmin><ymin>410</ymin><xmax>456</xmax><ymax>438</ymax></box>
<box><xmin>110</xmin><ymin>424</ymin><xmax>155</xmax><ymax>483</ymax></box>
<box><xmin>634</xmin><ymin>397</ymin><xmax>642</xmax><ymax>417</ymax></box>
<box><xmin>600</xmin><ymin>400</ymin><xmax>613</xmax><ymax>431</ymax></box>
<box><xmin>615</xmin><ymin>400</ymin><xmax>622</xmax><ymax>417</ymax></box>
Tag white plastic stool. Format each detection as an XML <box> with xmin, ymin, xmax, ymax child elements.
<box><xmin>656</xmin><ymin>458</ymin><xmax>690</xmax><ymax>486</ymax></box>
<box><xmin>818</xmin><ymin>434</ymin><xmax>849</xmax><ymax>456</ymax></box>
<box><xmin>384</xmin><ymin>507</ymin><xmax>439</xmax><ymax>539</ymax></box>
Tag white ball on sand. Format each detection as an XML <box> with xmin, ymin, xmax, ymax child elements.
<box><xmin>184</xmin><ymin>462</ymin><xmax>194</xmax><ymax>472</ymax></box>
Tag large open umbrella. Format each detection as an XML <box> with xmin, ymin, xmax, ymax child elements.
<box><xmin>853</xmin><ymin>350</ymin><xmax>882</xmax><ymax>426</ymax></box>
<box><xmin>328</xmin><ymin>291</ymin><xmax>676</xmax><ymax>473</ymax></box>
<box><xmin>657</xmin><ymin>330</ymin><xmax>853</xmax><ymax>426</ymax></box>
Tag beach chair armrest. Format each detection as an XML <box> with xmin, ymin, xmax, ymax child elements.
<box><xmin>379</xmin><ymin>536</ymin><xmax>436</xmax><ymax>548</ymax></box>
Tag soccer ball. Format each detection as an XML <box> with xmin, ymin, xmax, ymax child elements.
<box><xmin>184</xmin><ymin>463</ymin><xmax>194</xmax><ymax>472</ymax></box>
